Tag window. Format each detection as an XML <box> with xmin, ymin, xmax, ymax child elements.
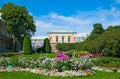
<box><xmin>68</xmin><ymin>36</ymin><xmax>70</xmax><ymax>43</ymax></box>
<box><xmin>62</xmin><ymin>36</ymin><xmax>64</xmax><ymax>43</ymax></box>
<box><xmin>77</xmin><ymin>37</ymin><xmax>80</xmax><ymax>42</ymax></box>
<box><xmin>56</xmin><ymin>36</ymin><xmax>58</xmax><ymax>43</ymax></box>
<box><xmin>82</xmin><ymin>36</ymin><xmax>85</xmax><ymax>40</ymax></box>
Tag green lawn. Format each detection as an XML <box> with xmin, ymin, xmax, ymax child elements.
<box><xmin>25</xmin><ymin>53</ymin><xmax>56</xmax><ymax>58</ymax></box>
<box><xmin>12</xmin><ymin>53</ymin><xmax>56</xmax><ymax>59</ymax></box>
<box><xmin>0</xmin><ymin>71</ymin><xmax>119</xmax><ymax>79</ymax></box>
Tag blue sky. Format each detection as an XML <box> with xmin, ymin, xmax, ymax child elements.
<box><xmin>0</xmin><ymin>0</ymin><xmax>120</xmax><ymax>36</ymax></box>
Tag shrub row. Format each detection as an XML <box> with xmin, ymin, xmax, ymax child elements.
<box><xmin>92</xmin><ymin>56</ymin><xmax>120</xmax><ymax>69</ymax></box>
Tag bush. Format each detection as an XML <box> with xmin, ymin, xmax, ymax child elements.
<box><xmin>79</xmin><ymin>26</ymin><xmax>120</xmax><ymax>57</ymax></box>
<box><xmin>36</xmin><ymin>47</ymin><xmax>43</xmax><ymax>53</ymax></box>
<box><xmin>0</xmin><ymin>56</ymin><xmax>93</xmax><ymax>71</ymax></box>
<box><xmin>0</xmin><ymin>52</ymin><xmax>17</xmax><ymax>57</ymax></box>
<box><xmin>56</xmin><ymin>43</ymin><xmax>76</xmax><ymax>51</ymax></box>
<box><xmin>66</xmin><ymin>50</ymin><xmax>74</xmax><ymax>57</ymax></box>
<box><xmin>43</xmin><ymin>38</ymin><xmax>51</xmax><ymax>53</ymax></box>
<box><xmin>92</xmin><ymin>56</ymin><xmax>120</xmax><ymax>69</ymax></box>
<box><xmin>22</xmin><ymin>36</ymin><xmax>32</xmax><ymax>55</ymax></box>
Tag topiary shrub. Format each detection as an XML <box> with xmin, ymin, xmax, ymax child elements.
<box><xmin>22</xmin><ymin>36</ymin><xmax>32</xmax><ymax>55</ymax></box>
<box><xmin>43</xmin><ymin>38</ymin><xmax>51</xmax><ymax>53</ymax></box>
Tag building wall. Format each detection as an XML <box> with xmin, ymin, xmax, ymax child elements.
<box><xmin>48</xmin><ymin>32</ymin><xmax>77</xmax><ymax>52</ymax></box>
<box><xmin>0</xmin><ymin>20</ymin><xmax>14</xmax><ymax>52</ymax></box>
<box><xmin>31</xmin><ymin>36</ymin><xmax>47</xmax><ymax>50</ymax></box>
<box><xmin>76</xmin><ymin>33</ymin><xmax>89</xmax><ymax>42</ymax></box>
<box><xmin>48</xmin><ymin>34</ymin><xmax>77</xmax><ymax>44</ymax></box>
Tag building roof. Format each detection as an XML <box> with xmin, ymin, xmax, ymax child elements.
<box><xmin>47</xmin><ymin>28</ymin><xmax>77</xmax><ymax>34</ymax></box>
<box><xmin>31</xmin><ymin>36</ymin><xmax>48</xmax><ymax>40</ymax></box>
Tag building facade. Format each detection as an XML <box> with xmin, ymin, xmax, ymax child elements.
<box><xmin>47</xmin><ymin>29</ymin><xmax>77</xmax><ymax>51</ymax></box>
<box><xmin>0</xmin><ymin>20</ymin><xmax>14</xmax><ymax>52</ymax></box>
<box><xmin>31</xmin><ymin>36</ymin><xmax>47</xmax><ymax>50</ymax></box>
<box><xmin>76</xmin><ymin>32</ymin><xmax>89</xmax><ymax>42</ymax></box>
<box><xmin>31</xmin><ymin>29</ymin><xmax>89</xmax><ymax>52</ymax></box>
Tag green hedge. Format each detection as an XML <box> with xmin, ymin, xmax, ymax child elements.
<box><xmin>23</xmin><ymin>36</ymin><xmax>32</xmax><ymax>55</ymax></box>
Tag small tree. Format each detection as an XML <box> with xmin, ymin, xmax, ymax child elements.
<box><xmin>23</xmin><ymin>36</ymin><xmax>32</xmax><ymax>55</ymax></box>
<box><xmin>43</xmin><ymin>38</ymin><xmax>51</xmax><ymax>53</ymax></box>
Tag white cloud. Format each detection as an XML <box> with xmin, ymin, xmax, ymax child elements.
<box><xmin>116</xmin><ymin>0</ymin><xmax>120</xmax><ymax>4</ymax></box>
<box><xmin>34</xmin><ymin>20</ymin><xmax>68</xmax><ymax>36</ymax></box>
<box><xmin>34</xmin><ymin>7</ymin><xmax>120</xmax><ymax>36</ymax></box>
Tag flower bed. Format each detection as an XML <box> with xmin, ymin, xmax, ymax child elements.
<box><xmin>0</xmin><ymin>53</ymin><xmax>95</xmax><ymax>77</ymax></box>
<box><xmin>92</xmin><ymin>66</ymin><xmax>120</xmax><ymax>72</ymax></box>
<box><xmin>0</xmin><ymin>67</ymin><xmax>94</xmax><ymax>77</ymax></box>
<box><xmin>80</xmin><ymin>53</ymin><xmax>102</xmax><ymax>58</ymax></box>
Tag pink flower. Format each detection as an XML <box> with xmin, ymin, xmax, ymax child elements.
<box><xmin>55</xmin><ymin>52</ymin><xmax>70</xmax><ymax>61</ymax></box>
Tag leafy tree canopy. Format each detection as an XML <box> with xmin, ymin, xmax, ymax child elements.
<box><xmin>0</xmin><ymin>3</ymin><xmax>36</xmax><ymax>42</ymax></box>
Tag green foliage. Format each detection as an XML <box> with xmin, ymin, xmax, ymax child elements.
<box><xmin>92</xmin><ymin>56</ymin><xmax>120</xmax><ymax>69</ymax></box>
<box><xmin>36</xmin><ymin>47</ymin><xmax>43</xmax><ymax>53</ymax></box>
<box><xmin>79</xmin><ymin>23</ymin><xmax>104</xmax><ymax>53</ymax></box>
<box><xmin>65</xmin><ymin>50</ymin><xmax>74</xmax><ymax>57</ymax></box>
<box><xmin>43</xmin><ymin>38</ymin><xmax>51</xmax><ymax>53</ymax></box>
<box><xmin>72</xmin><ymin>50</ymin><xmax>80</xmax><ymax>59</ymax></box>
<box><xmin>56</xmin><ymin>43</ymin><xmax>76</xmax><ymax>51</ymax></box>
<box><xmin>42</xmin><ymin>58</ymin><xmax>53</xmax><ymax>70</ymax></box>
<box><xmin>79</xmin><ymin>24</ymin><xmax>120</xmax><ymax>57</ymax></box>
<box><xmin>54</xmin><ymin>60</ymin><xmax>73</xmax><ymax>72</ymax></box>
<box><xmin>101</xmin><ymin>27</ymin><xmax>120</xmax><ymax>57</ymax></box>
<box><xmin>23</xmin><ymin>36</ymin><xmax>32</xmax><ymax>55</ymax></box>
<box><xmin>0</xmin><ymin>55</ymin><xmax>93</xmax><ymax>71</ymax></box>
<box><xmin>0</xmin><ymin>3</ymin><xmax>36</xmax><ymax>49</ymax></box>
<box><xmin>92</xmin><ymin>23</ymin><xmax>104</xmax><ymax>34</ymax></box>
<box><xmin>0</xmin><ymin>52</ymin><xmax>17</xmax><ymax>57</ymax></box>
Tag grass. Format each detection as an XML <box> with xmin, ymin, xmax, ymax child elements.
<box><xmin>25</xmin><ymin>53</ymin><xmax>56</xmax><ymax>58</ymax></box>
<box><xmin>11</xmin><ymin>53</ymin><xmax>56</xmax><ymax>59</ymax></box>
<box><xmin>0</xmin><ymin>71</ymin><xmax>119</xmax><ymax>79</ymax></box>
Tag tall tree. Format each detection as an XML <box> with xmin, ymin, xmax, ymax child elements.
<box><xmin>0</xmin><ymin>3</ymin><xmax>36</xmax><ymax>50</ymax></box>
<box><xmin>92</xmin><ymin>23</ymin><xmax>104</xmax><ymax>34</ymax></box>
<box><xmin>80</xmin><ymin>23</ymin><xmax>104</xmax><ymax>53</ymax></box>
<box><xmin>43</xmin><ymin>38</ymin><xmax>51</xmax><ymax>53</ymax></box>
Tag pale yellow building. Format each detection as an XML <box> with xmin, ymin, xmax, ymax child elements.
<box><xmin>47</xmin><ymin>29</ymin><xmax>77</xmax><ymax>51</ymax></box>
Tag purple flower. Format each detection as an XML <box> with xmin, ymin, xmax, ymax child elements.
<box><xmin>55</xmin><ymin>52</ymin><xmax>70</xmax><ymax>61</ymax></box>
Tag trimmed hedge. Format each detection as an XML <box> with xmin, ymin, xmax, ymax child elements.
<box><xmin>22</xmin><ymin>36</ymin><xmax>32</xmax><ymax>55</ymax></box>
<box><xmin>43</xmin><ymin>38</ymin><xmax>51</xmax><ymax>53</ymax></box>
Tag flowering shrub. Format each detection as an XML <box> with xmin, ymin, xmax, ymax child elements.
<box><xmin>80</xmin><ymin>53</ymin><xmax>102</xmax><ymax>58</ymax></box>
<box><xmin>72</xmin><ymin>50</ymin><xmax>80</xmax><ymax>59</ymax></box>
<box><xmin>0</xmin><ymin>54</ymin><xmax>94</xmax><ymax>77</ymax></box>
<box><xmin>54</xmin><ymin>52</ymin><xmax>70</xmax><ymax>61</ymax></box>
<box><xmin>0</xmin><ymin>56</ymin><xmax>93</xmax><ymax>71</ymax></box>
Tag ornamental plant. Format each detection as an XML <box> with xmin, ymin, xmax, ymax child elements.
<box><xmin>72</xmin><ymin>50</ymin><xmax>80</xmax><ymax>59</ymax></box>
<box><xmin>43</xmin><ymin>38</ymin><xmax>51</xmax><ymax>53</ymax></box>
<box><xmin>23</xmin><ymin>36</ymin><xmax>32</xmax><ymax>55</ymax></box>
<box><xmin>0</xmin><ymin>55</ymin><xmax>94</xmax><ymax>72</ymax></box>
<box><xmin>54</xmin><ymin>51</ymin><xmax>70</xmax><ymax>61</ymax></box>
